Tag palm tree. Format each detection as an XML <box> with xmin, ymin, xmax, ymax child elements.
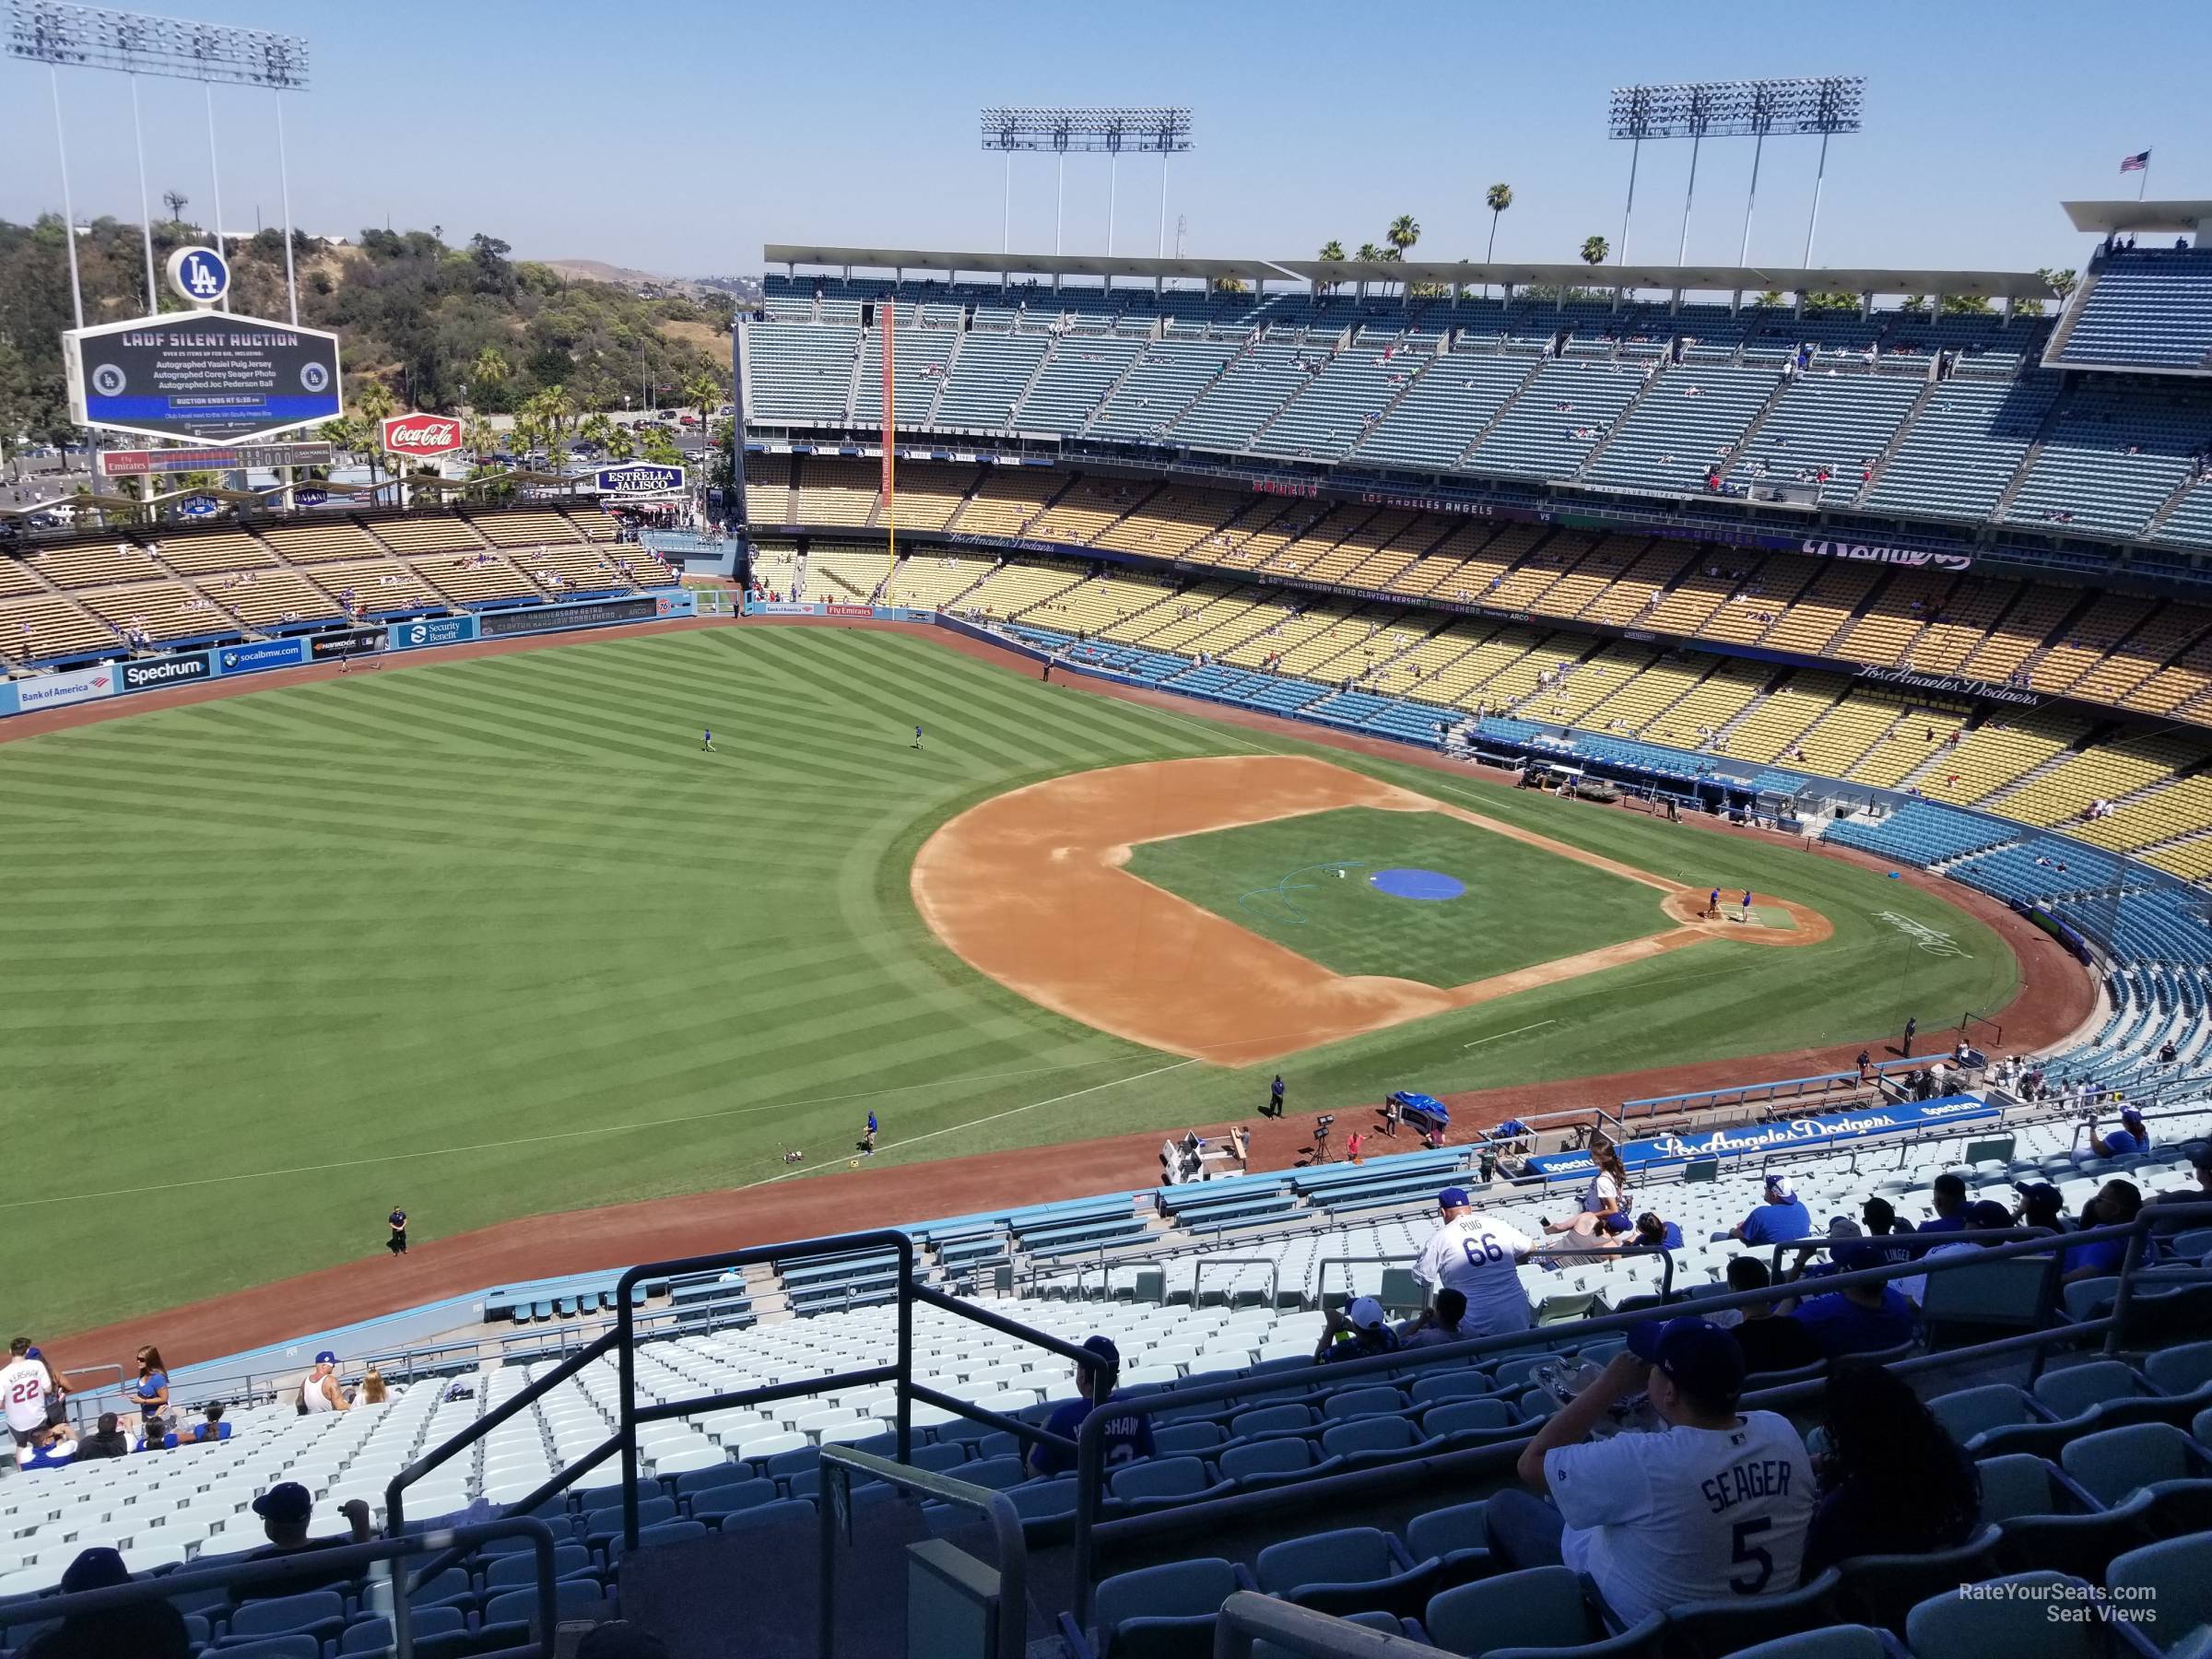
<box><xmin>1580</xmin><ymin>235</ymin><xmax>1609</xmax><ymax>266</ymax></box>
<box><xmin>578</xmin><ymin>412</ymin><xmax>615</xmax><ymax>460</ymax></box>
<box><xmin>2039</xmin><ymin>266</ymin><xmax>2078</xmax><ymax>302</ymax></box>
<box><xmin>683</xmin><ymin>371</ymin><xmax>722</xmax><ymax>441</ymax></box>
<box><xmin>1484</xmin><ymin>184</ymin><xmax>1513</xmax><ymax>267</ymax></box>
<box><xmin>602</xmin><ymin>422</ymin><xmax>636</xmax><ymax>463</ymax></box>
<box><xmin>1317</xmin><ymin>241</ymin><xmax>1345</xmax><ymax>294</ymax></box>
<box><xmin>1387</xmin><ymin>215</ymin><xmax>1420</xmax><ymax>256</ymax></box>
<box><xmin>468</xmin><ymin>347</ymin><xmax>510</xmax><ymax>412</ymax></box>
<box><xmin>352</xmin><ymin>381</ymin><xmax>397</xmax><ymax>502</ymax></box>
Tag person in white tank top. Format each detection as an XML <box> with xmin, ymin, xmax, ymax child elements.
<box><xmin>300</xmin><ymin>1351</ymin><xmax>347</xmax><ymax>1415</ymax></box>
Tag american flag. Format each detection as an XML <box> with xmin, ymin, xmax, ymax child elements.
<box><xmin>2121</xmin><ymin>149</ymin><xmax>2151</xmax><ymax>173</ymax></box>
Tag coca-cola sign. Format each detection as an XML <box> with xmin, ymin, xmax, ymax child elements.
<box><xmin>382</xmin><ymin>413</ymin><xmax>465</xmax><ymax>458</ymax></box>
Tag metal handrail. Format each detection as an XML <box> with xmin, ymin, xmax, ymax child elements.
<box><xmin>818</xmin><ymin>1445</ymin><xmax>1029</xmax><ymax>1659</ymax></box>
<box><xmin>1064</xmin><ymin>1201</ymin><xmax>2212</xmax><ymax>1627</ymax></box>
<box><xmin>1189</xmin><ymin>1256</ymin><xmax>1283</xmax><ymax>1310</ymax></box>
<box><xmin>0</xmin><ymin>1518</ymin><xmax>561</xmax><ymax>1659</ymax></box>
<box><xmin>1213</xmin><ymin>1590</ymin><xmax>1428</xmax><ymax>1659</ymax></box>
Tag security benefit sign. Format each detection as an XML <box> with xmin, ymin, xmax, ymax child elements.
<box><xmin>594</xmin><ymin>463</ymin><xmax>685</xmax><ymax>500</ymax></box>
<box><xmin>65</xmin><ymin>312</ymin><xmax>343</xmax><ymax>443</ymax></box>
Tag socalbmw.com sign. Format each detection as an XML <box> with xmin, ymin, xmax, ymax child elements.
<box><xmin>594</xmin><ymin>463</ymin><xmax>685</xmax><ymax>499</ymax></box>
<box><xmin>65</xmin><ymin>310</ymin><xmax>344</xmax><ymax>443</ymax></box>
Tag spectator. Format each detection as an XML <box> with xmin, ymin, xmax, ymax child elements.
<box><xmin>130</xmin><ymin>1347</ymin><xmax>169</xmax><ymax>1439</ymax></box>
<box><xmin>1859</xmin><ymin>1197</ymin><xmax>1912</xmax><ymax>1238</ymax></box>
<box><xmin>1729</xmin><ymin>1175</ymin><xmax>1811</xmax><ymax>1244</ymax></box>
<box><xmin>187</xmin><ymin>1404</ymin><xmax>229</xmax><ymax>1444</ymax></box>
<box><xmin>2063</xmin><ymin>1180</ymin><xmax>2145</xmax><ymax>1284</ymax></box>
<box><xmin>2089</xmin><ymin>1108</ymin><xmax>2149</xmax><ymax>1159</ymax></box>
<box><xmin>0</xmin><ymin>1337</ymin><xmax>59</xmax><ymax>1458</ymax></box>
<box><xmin>1027</xmin><ymin>1336</ymin><xmax>1155</xmax><ymax>1478</ymax></box>
<box><xmin>1801</xmin><ymin>1361</ymin><xmax>1980</xmax><ymax>1577</ymax></box>
<box><xmin>1917</xmin><ymin>1173</ymin><xmax>1970</xmax><ymax>1234</ymax></box>
<box><xmin>2016</xmin><ymin>1182</ymin><xmax>2071</xmax><ymax>1232</ymax></box>
<box><xmin>1726</xmin><ymin>1258</ymin><xmax>1823</xmax><ymax>1376</ymax></box>
<box><xmin>250</xmin><ymin>1481</ymin><xmax>372</xmax><ymax>1557</ymax></box>
<box><xmin>21</xmin><ymin>1547</ymin><xmax>190</xmax><ymax>1659</ymax></box>
<box><xmin>1789</xmin><ymin>1242</ymin><xmax>1918</xmax><ymax>1357</ymax></box>
<box><xmin>1397</xmin><ymin>1287</ymin><xmax>1470</xmax><ymax>1349</ymax></box>
<box><xmin>74</xmin><ymin>1412</ymin><xmax>130</xmax><ymax>1461</ymax></box>
<box><xmin>299</xmin><ymin>1352</ymin><xmax>348</xmax><ymax>1416</ymax></box>
<box><xmin>1413</xmin><ymin>1187</ymin><xmax>1536</xmax><ymax>1335</ymax></box>
<box><xmin>1904</xmin><ymin>1199</ymin><xmax>2013</xmax><ymax>1302</ymax></box>
<box><xmin>358</xmin><ymin>1366</ymin><xmax>388</xmax><ymax>1406</ymax></box>
<box><xmin>1315</xmin><ymin>1298</ymin><xmax>1403</xmax><ymax>1365</ymax></box>
<box><xmin>1488</xmin><ymin>1318</ymin><xmax>1815</xmax><ymax>1620</ymax></box>
<box><xmin>1631</xmin><ymin>1211</ymin><xmax>1682</xmax><ymax>1251</ymax></box>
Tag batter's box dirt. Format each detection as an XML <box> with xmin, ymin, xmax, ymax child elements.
<box><xmin>910</xmin><ymin>755</ymin><xmax>1830</xmax><ymax>1066</ymax></box>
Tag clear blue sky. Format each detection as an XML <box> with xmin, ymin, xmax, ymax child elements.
<box><xmin>0</xmin><ymin>0</ymin><xmax>2200</xmax><ymax>279</ymax></box>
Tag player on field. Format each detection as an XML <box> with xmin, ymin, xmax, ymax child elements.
<box><xmin>701</xmin><ymin>727</ymin><xmax>716</xmax><ymax>752</ymax></box>
<box><xmin>1412</xmin><ymin>1186</ymin><xmax>1537</xmax><ymax>1336</ymax></box>
<box><xmin>1707</xmin><ymin>887</ymin><xmax>1721</xmax><ymax>919</ymax></box>
<box><xmin>912</xmin><ymin>724</ymin><xmax>924</xmax><ymax>750</ymax></box>
<box><xmin>1740</xmin><ymin>887</ymin><xmax>1754</xmax><ymax>924</ymax></box>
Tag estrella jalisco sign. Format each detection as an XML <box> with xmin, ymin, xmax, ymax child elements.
<box><xmin>594</xmin><ymin>463</ymin><xmax>685</xmax><ymax>499</ymax></box>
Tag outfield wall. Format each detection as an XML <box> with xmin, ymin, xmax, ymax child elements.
<box><xmin>0</xmin><ymin>589</ymin><xmax>699</xmax><ymax>721</ymax></box>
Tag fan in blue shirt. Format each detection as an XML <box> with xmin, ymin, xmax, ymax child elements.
<box><xmin>1790</xmin><ymin>1243</ymin><xmax>1919</xmax><ymax>1357</ymax></box>
<box><xmin>1633</xmin><ymin>1213</ymin><xmax>1684</xmax><ymax>1251</ymax></box>
<box><xmin>2089</xmin><ymin>1108</ymin><xmax>2149</xmax><ymax>1159</ymax></box>
<box><xmin>2063</xmin><ymin>1180</ymin><xmax>2146</xmax><ymax>1285</ymax></box>
<box><xmin>1731</xmin><ymin>1176</ymin><xmax>1812</xmax><ymax>1245</ymax></box>
<box><xmin>1027</xmin><ymin>1336</ymin><xmax>1156</xmax><ymax>1479</ymax></box>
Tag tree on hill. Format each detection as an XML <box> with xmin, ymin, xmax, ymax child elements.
<box><xmin>1580</xmin><ymin>235</ymin><xmax>1609</xmax><ymax>265</ymax></box>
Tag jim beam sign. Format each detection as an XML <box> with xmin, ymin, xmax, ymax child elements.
<box><xmin>382</xmin><ymin>413</ymin><xmax>467</xmax><ymax>461</ymax></box>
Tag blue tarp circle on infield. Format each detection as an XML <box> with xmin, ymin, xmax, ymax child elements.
<box><xmin>1369</xmin><ymin>867</ymin><xmax>1465</xmax><ymax>901</ymax></box>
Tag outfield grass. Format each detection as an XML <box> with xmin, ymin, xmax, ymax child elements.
<box><xmin>0</xmin><ymin>627</ymin><xmax>2018</xmax><ymax>1335</ymax></box>
<box><xmin>1125</xmin><ymin>806</ymin><xmax>1667</xmax><ymax>985</ymax></box>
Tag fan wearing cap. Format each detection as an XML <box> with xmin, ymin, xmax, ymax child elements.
<box><xmin>1899</xmin><ymin>1199</ymin><xmax>2014</xmax><ymax>1303</ymax></box>
<box><xmin>249</xmin><ymin>1481</ymin><xmax>373</xmax><ymax>1559</ymax></box>
<box><xmin>1488</xmin><ymin>1317</ymin><xmax>1815</xmax><ymax>1624</ymax></box>
<box><xmin>20</xmin><ymin>1547</ymin><xmax>191</xmax><ymax>1659</ymax></box>
<box><xmin>1726</xmin><ymin>1176</ymin><xmax>1811</xmax><ymax>1246</ymax></box>
<box><xmin>1025</xmin><ymin>1336</ymin><xmax>1155</xmax><ymax>1480</ymax></box>
<box><xmin>300</xmin><ymin>1352</ymin><xmax>348</xmax><ymax>1416</ymax></box>
<box><xmin>2089</xmin><ymin>1107</ymin><xmax>2150</xmax><ymax>1159</ymax></box>
<box><xmin>1782</xmin><ymin>1241</ymin><xmax>1919</xmax><ymax>1357</ymax></box>
<box><xmin>1411</xmin><ymin>1187</ymin><xmax>1538</xmax><ymax>1336</ymax></box>
<box><xmin>1314</xmin><ymin>1297</ymin><xmax>1402</xmax><ymax>1365</ymax></box>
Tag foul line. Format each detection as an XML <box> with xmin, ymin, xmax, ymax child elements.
<box><xmin>0</xmin><ymin>1053</ymin><xmax>1161</xmax><ymax>1214</ymax></box>
<box><xmin>1463</xmin><ymin>1019</ymin><xmax>1559</xmax><ymax>1050</ymax></box>
<box><xmin>739</xmin><ymin>1055</ymin><xmax>1201</xmax><ymax>1189</ymax></box>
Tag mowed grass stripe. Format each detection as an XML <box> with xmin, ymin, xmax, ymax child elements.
<box><xmin>0</xmin><ymin>627</ymin><xmax>2017</xmax><ymax>1335</ymax></box>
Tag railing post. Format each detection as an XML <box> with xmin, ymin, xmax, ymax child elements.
<box><xmin>618</xmin><ymin>1271</ymin><xmax>641</xmax><ymax>1555</ymax></box>
<box><xmin>896</xmin><ymin>1246</ymin><xmax>914</xmax><ymax>1465</ymax></box>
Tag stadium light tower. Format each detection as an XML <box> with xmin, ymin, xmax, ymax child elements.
<box><xmin>6</xmin><ymin>3</ymin><xmax>312</xmax><ymax>324</ymax></box>
<box><xmin>1606</xmin><ymin>76</ymin><xmax>1864</xmax><ymax>267</ymax></box>
<box><xmin>981</xmin><ymin>106</ymin><xmax>1193</xmax><ymax>257</ymax></box>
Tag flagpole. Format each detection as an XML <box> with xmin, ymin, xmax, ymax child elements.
<box><xmin>881</xmin><ymin>303</ymin><xmax>897</xmax><ymax>605</ymax></box>
<box><xmin>2139</xmin><ymin>158</ymin><xmax>2148</xmax><ymax>202</ymax></box>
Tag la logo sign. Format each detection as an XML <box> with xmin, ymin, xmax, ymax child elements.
<box><xmin>382</xmin><ymin>413</ymin><xmax>466</xmax><ymax>458</ymax></box>
<box><xmin>164</xmin><ymin>246</ymin><xmax>229</xmax><ymax>308</ymax></box>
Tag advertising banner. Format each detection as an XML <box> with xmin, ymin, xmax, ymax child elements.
<box><xmin>101</xmin><ymin>441</ymin><xmax>335</xmax><ymax>477</ymax></box>
<box><xmin>747</xmin><ymin>601</ymin><xmax>821</xmax><ymax>616</ymax></box>
<box><xmin>594</xmin><ymin>464</ymin><xmax>686</xmax><ymax>499</ymax></box>
<box><xmin>308</xmin><ymin>628</ymin><xmax>386</xmax><ymax>660</ymax></box>
<box><xmin>15</xmin><ymin>665</ymin><xmax>119</xmax><ymax>712</ymax></box>
<box><xmin>825</xmin><ymin>604</ymin><xmax>873</xmax><ymax>618</ymax></box>
<box><xmin>390</xmin><ymin>616</ymin><xmax>478</xmax><ymax>652</ymax></box>
<box><xmin>120</xmin><ymin>652</ymin><xmax>211</xmax><ymax>692</ymax></box>
<box><xmin>1527</xmin><ymin>1095</ymin><xmax>1998</xmax><ymax>1179</ymax></box>
<box><xmin>1802</xmin><ymin>536</ymin><xmax>1971</xmax><ymax>572</ymax></box>
<box><xmin>479</xmin><ymin>595</ymin><xmax>661</xmax><ymax>637</ymax></box>
<box><xmin>0</xmin><ymin>682</ymin><xmax>15</xmax><ymax>718</ymax></box>
<box><xmin>382</xmin><ymin>413</ymin><xmax>467</xmax><ymax>460</ymax></box>
<box><xmin>65</xmin><ymin>311</ymin><xmax>344</xmax><ymax>443</ymax></box>
<box><xmin>216</xmin><ymin>639</ymin><xmax>309</xmax><ymax>677</ymax></box>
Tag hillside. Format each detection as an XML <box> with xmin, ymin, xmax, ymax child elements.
<box><xmin>0</xmin><ymin>217</ymin><xmax>734</xmax><ymax>446</ymax></box>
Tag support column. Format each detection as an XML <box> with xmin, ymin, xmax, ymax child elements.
<box><xmin>1802</xmin><ymin>131</ymin><xmax>1832</xmax><ymax>267</ymax></box>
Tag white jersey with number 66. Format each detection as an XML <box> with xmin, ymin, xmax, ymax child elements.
<box><xmin>1412</xmin><ymin>1212</ymin><xmax>1535</xmax><ymax>1334</ymax></box>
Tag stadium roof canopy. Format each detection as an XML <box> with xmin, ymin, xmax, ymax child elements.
<box><xmin>2062</xmin><ymin>199</ymin><xmax>2212</xmax><ymax>236</ymax></box>
<box><xmin>764</xmin><ymin>243</ymin><xmax>2054</xmax><ymax>300</ymax></box>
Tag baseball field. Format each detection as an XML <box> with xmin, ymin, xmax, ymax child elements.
<box><xmin>0</xmin><ymin>622</ymin><xmax>2025</xmax><ymax>1337</ymax></box>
